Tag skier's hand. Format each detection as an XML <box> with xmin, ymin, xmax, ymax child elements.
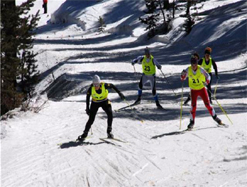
<box><xmin>181</xmin><ymin>70</ymin><xmax>186</xmax><ymax>81</ymax></box>
<box><xmin>119</xmin><ymin>92</ymin><xmax>125</xmax><ymax>100</ymax></box>
<box><xmin>157</xmin><ymin>64</ymin><xmax>162</xmax><ymax>70</ymax></box>
<box><xmin>86</xmin><ymin>108</ymin><xmax>90</xmax><ymax>115</ymax></box>
<box><xmin>131</xmin><ymin>61</ymin><xmax>135</xmax><ymax>66</ymax></box>
<box><xmin>203</xmin><ymin>80</ymin><xmax>210</xmax><ymax>86</ymax></box>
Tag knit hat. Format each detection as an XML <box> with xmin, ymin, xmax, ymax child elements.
<box><xmin>205</xmin><ymin>47</ymin><xmax>212</xmax><ymax>54</ymax></box>
<box><xmin>93</xmin><ymin>75</ymin><xmax>101</xmax><ymax>85</ymax></box>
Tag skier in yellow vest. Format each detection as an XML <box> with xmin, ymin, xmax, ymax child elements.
<box><xmin>181</xmin><ymin>55</ymin><xmax>223</xmax><ymax>130</ymax></box>
<box><xmin>183</xmin><ymin>52</ymin><xmax>200</xmax><ymax>105</ymax></box>
<box><xmin>198</xmin><ymin>47</ymin><xmax>219</xmax><ymax>104</ymax></box>
<box><xmin>77</xmin><ymin>75</ymin><xmax>125</xmax><ymax>142</ymax></box>
<box><xmin>131</xmin><ymin>47</ymin><xmax>163</xmax><ymax>109</ymax></box>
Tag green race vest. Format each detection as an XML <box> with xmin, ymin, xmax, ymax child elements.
<box><xmin>188</xmin><ymin>65</ymin><xmax>205</xmax><ymax>90</ymax></box>
<box><xmin>142</xmin><ymin>55</ymin><xmax>156</xmax><ymax>75</ymax></box>
<box><xmin>201</xmin><ymin>57</ymin><xmax>212</xmax><ymax>73</ymax></box>
<box><xmin>91</xmin><ymin>82</ymin><xmax>108</xmax><ymax>101</ymax></box>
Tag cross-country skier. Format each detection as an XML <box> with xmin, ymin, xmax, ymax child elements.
<box><xmin>131</xmin><ymin>47</ymin><xmax>163</xmax><ymax>108</ymax></box>
<box><xmin>77</xmin><ymin>75</ymin><xmax>125</xmax><ymax>142</ymax></box>
<box><xmin>199</xmin><ymin>47</ymin><xmax>219</xmax><ymax>104</ymax></box>
<box><xmin>181</xmin><ymin>55</ymin><xmax>223</xmax><ymax>130</ymax></box>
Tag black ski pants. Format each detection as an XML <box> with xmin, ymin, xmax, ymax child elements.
<box><xmin>83</xmin><ymin>100</ymin><xmax>113</xmax><ymax>135</ymax></box>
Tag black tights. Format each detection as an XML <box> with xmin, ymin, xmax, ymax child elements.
<box><xmin>83</xmin><ymin>100</ymin><xmax>113</xmax><ymax>135</ymax></box>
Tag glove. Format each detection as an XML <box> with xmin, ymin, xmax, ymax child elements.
<box><xmin>181</xmin><ymin>70</ymin><xmax>186</xmax><ymax>81</ymax></box>
<box><xmin>86</xmin><ymin>108</ymin><xmax>90</xmax><ymax>115</ymax></box>
<box><xmin>204</xmin><ymin>80</ymin><xmax>210</xmax><ymax>86</ymax></box>
<box><xmin>119</xmin><ymin>92</ymin><xmax>125</xmax><ymax>100</ymax></box>
<box><xmin>157</xmin><ymin>64</ymin><xmax>162</xmax><ymax>70</ymax></box>
<box><xmin>131</xmin><ymin>61</ymin><xmax>135</xmax><ymax>66</ymax></box>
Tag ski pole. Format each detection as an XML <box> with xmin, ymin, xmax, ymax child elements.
<box><xmin>214</xmin><ymin>79</ymin><xmax>219</xmax><ymax>98</ymax></box>
<box><xmin>132</xmin><ymin>65</ymin><xmax>138</xmax><ymax>77</ymax></box>
<box><xmin>213</xmin><ymin>94</ymin><xmax>233</xmax><ymax>125</ymax></box>
<box><xmin>160</xmin><ymin>69</ymin><xmax>177</xmax><ymax>97</ymax></box>
<box><xmin>133</xmin><ymin>65</ymin><xmax>136</xmax><ymax>73</ymax></box>
<box><xmin>179</xmin><ymin>82</ymin><xmax>184</xmax><ymax>130</ymax></box>
<box><xmin>206</xmin><ymin>85</ymin><xmax>233</xmax><ymax>125</ymax></box>
<box><xmin>124</xmin><ymin>99</ymin><xmax>132</xmax><ymax>109</ymax></box>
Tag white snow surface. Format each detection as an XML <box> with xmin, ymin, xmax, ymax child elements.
<box><xmin>1</xmin><ymin>0</ymin><xmax>247</xmax><ymax>187</ymax></box>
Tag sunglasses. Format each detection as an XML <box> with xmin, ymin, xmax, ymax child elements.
<box><xmin>94</xmin><ymin>83</ymin><xmax>100</xmax><ymax>87</ymax></box>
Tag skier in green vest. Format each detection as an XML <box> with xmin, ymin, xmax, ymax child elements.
<box><xmin>131</xmin><ymin>47</ymin><xmax>163</xmax><ymax>109</ymax></box>
<box><xmin>198</xmin><ymin>47</ymin><xmax>219</xmax><ymax>104</ymax></box>
<box><xmin>77</xmin><ymin>75</ymin><xmax>125</xmax><ymax>142</ymax></box>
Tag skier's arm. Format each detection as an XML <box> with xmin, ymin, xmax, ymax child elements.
<box><xmin>153</xmin><ymin>58</ymin><xmax>162</xmax><ymax>69</ymax></box>
<box><xmin>200</xmin><ymin>67</ymin><xmax>211</xmax><ymax>84</ymax></box>
<box><xmin>86</xmin><ymin>85</ymin><xmax>92</xmax><ymax>110</ymax></box>
<box><xmin>212</xmin><ymin>59</ymin><xmax>219</xmax><ymax>78</ymax></box>
<box><xmin>198</xmin><ymin>59</ymin><xmax>203</xmax><ymax>65</ymax></box>
<box><xmin>132</xmin><ymin>56</ymin><xmax>144</xmax><ymax>65</ymax></box>
<box><xmin>105</xmin><ymin>83</ymin><xmax>125</xmax><ymax>100</ymax></box>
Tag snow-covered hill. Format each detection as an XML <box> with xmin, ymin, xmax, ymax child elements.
<box><xmin>1</xmin><ymin>0</ymin><xmax>247</xmax><ymax>186</ymax></box>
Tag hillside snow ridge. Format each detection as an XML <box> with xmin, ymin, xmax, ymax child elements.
<box><xmin>2</xmin><ymin>0</ymin><xmax>247</xmax><ymax>187</ymax></box>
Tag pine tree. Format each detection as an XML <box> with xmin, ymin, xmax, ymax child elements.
<box><xmin>1</xmin><ymin>0</ymin><xmax>40</xmax><ymax>115</ymax></box>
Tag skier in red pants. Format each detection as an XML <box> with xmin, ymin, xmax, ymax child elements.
<box><xmin>181</xmin><ymin>55</ymin><xmax>223</xmax><ymax>130</ymax></box>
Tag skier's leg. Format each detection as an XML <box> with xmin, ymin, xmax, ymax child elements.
<box><xmin>188</xmin><ymin>90</ymin><xmax>198</xmax><ymax>129</ymax></box>
<box><xmin>102</xmin><ymin>100</ymin><xmax>113</xmax><ymax>137</ymax></box>
<box><xmin>200</xmin><ymin>87</ymin><xmax>215</xmax><ymax>116</ymax></box>
<box><xmin>190</xmin><ymin>89</ymin><xmax>199</xmax><ymax>122</ymax></box>
<box><xmin>135</xmin><ymin>75</ymin><xmax>143</xmax><ymax>104</ymax></box>
<box><xmin>184</xmin><ymin>93</ymin><xmax>191</xmax><ymax>105</ymax></box>
<box><xmin>83</xmin><ymin>102</ymin><xmax>99</xmax><ymax>136</ymax></box>
<box><xmin>200</xmin><ymin>87</ymin><xmax>221</xmax><ymax>124</ymax></box>
<box><xmin>151</xmin><ymin>76</ymin><xmax>162</xmax><ymax>107</ymax></box>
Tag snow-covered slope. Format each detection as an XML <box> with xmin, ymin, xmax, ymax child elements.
<box><xmin>1</xmin><ymin>0</ymin><xmax>247</xmax><ymax>187</ymax></box>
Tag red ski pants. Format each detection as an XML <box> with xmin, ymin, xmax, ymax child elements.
<box><xmin>190</xmin><ymin>87</ymin><xmax>215</xmax><ymax>121</ymax></box>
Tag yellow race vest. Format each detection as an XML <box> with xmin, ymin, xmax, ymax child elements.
<box><xmin>142</xmin><ymin>55</ymin><xmax>156</xmax><ymax>75</ymax></box>
<box><xmin>188</xmin><ymin>65</ymin><xmax>205</xmax><ymax>90</ymax></box>
<box><xmin>201</xmin><ymin>57</ymin><xmax>212</xmax><ymax>73</ymax></box>
<box><xmin>91</xmin><ymin>82</ymin><xmax>108</xmax><ymax>101</ymax></box>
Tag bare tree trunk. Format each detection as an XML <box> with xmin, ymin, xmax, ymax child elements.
<box><xmin>172</xmin><ymin>0</ymin><xmax>175</xmax><ymax>18</ymax></box>
<box><xmin>158</xmin><ymin>0</ymin><xmax>166</xmax><ymax>24</ymax></box>
<box><xmin>186</xmin><ymin>0</ymin><xmax>192</xmax><ymax>17</ymax></box>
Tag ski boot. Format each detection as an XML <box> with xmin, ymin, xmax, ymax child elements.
<box><xmin>156</xmin><ymin>100</ymin><xmax>163</xmax><ymax>109</ymax></box>
<box><xmin>107</xmin><ymin>132</ymin><xmax>114</xmax><ymax>139</ymax></box>
<box><xmin>133</xmin><ymin>97</ymin><xmax>141</xmax><ymax>105</ymax></box>
<box><xmin>213</xmin><ymin>115</ymin><xmax>222</xmax><ymax>125</ymax></box>
<box><xmin>77</xmin><ymin>133</ymin><xmax>87</xmax><ymax>142</ymax></box>
<box><xmin>187</xmin><ymin>120</ymin><xmax>194</xmax><ymax>131</ymax></box>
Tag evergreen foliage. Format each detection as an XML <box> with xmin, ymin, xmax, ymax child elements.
<box><xmin>140</xmin><ymin>0</ymin><xmax>172</xmax><ymax>39</ymax></box>
<box><xmin>1</xmin><ymin>0</ymin><xmax>40</xmax><ymax>115</ymax></box>
<box><xmin>98</xmin><ymin>16</ymin><xmax>106</xmax><ymax>32</ymax></box>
